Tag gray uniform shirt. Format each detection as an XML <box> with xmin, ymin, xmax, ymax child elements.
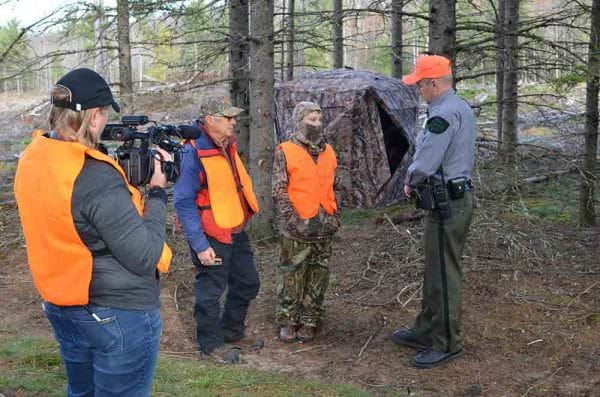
<box><xmin>404</xmin><ymin>89</ymin><xmax>475</xmax><ymax>186</ymax></box>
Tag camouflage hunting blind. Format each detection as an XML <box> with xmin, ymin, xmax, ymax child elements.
<box><xmin>274</xmin><ymin>69</ymin><xmax>419</xmax><ymax>207</ymax></box>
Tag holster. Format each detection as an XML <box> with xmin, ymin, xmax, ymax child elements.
<box><xmin>415</xmin><ymin>184</ymin><xmax>436</xmax><ymax>211</ymax></box>
<box><xmin>415</xmin><ymin>178</ymin><xmax>451</xmax><ymax>220</ymax></box>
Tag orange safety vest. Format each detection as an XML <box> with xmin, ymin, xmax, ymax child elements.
<box><xmin>14</xmin><ymin>133</ymin><xmax>172</xmax><ymax>306</ymax></box>
<box><xmin>191</xmin><ymin>141</ymin><xmax>259</xmax><ymax>243</ymax></box>
<box><xmin>279</xmin><ymin>141</ymin><xmax>337</xmax><ymax>219</ymax></box>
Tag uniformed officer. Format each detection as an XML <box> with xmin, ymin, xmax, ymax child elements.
<box><xmin>390</xmin><ymin>55</ymin><xmax>475</xmax><ymax>368</ymax></box>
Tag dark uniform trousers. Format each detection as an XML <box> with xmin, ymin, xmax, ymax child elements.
<box><xmin>190</xmin><ymin>230</ymin><xmax>260</xmax><ymax>354</ymax></box>
<box><xmin>276</xmin><ymin>237</ymin><xmax>333</xmax><ymax>327</ymax></box>
<box><xmin>413</xmin><ymin>191</ymin><xmax>473</xmax><ymax>353</ymax></box>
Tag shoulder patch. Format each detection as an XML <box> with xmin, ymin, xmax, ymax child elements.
<box><xmin>426</xmin><ymin>116</ymin><xmax>450</xmax><ymax>134</ymax></box>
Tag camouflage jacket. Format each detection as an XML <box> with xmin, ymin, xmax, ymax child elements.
<box><xmin>272</xmin><ymin>136</ymin><xmax>340</xmax><ymax>241</ymax></box>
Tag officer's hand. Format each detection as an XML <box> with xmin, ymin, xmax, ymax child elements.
<box><xmin>404</xmin><ymin>184</ymin><xmax>413</xmax><ymax>198</ymax></box>
<box><xmin>149</xmin><ymin>147</ymin><xmax>173</xmax><ymax>188</ymax></box>
<box><xmin>197</xmin><ymin>247</ymin><xmax>216</xmax><ymax>266</ymax></box>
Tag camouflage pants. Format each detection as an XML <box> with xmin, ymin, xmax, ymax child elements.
<box><xmin>275</xmin><ymin>237</ymin><xmax>333</xmax><ymax>327</ymax></box>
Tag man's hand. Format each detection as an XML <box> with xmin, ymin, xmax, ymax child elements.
<box><xmin>404</xmin><ymin>184</ymin><xmax>413</xmax><ymax>198</ymax></box>
<box><xmin>197</xmin><ymin>246</ymin><xmax>216</xmax><ymax>266</ymax></box>
<box><xmin>149</xmin><ymin>147</ymin><xmax>173</xmax><ymax>188</ymax></box>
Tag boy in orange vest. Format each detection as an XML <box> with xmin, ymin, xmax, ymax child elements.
<box><xmin>174</xmin><ymin>97</ymin><xmax>260</xmax><ymax>363</ymax></box>
<box><xmin>273</xmin><ymin>101</ymin><xmax>340</xmax><ymax>342</ymax></box>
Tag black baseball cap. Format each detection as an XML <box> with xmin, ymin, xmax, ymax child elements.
<box><xmin>52</xmin><ymin>68</ymin><xmax>120</xmax><ymax>113</ymax></box>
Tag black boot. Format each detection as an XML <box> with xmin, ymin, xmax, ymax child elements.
<box><xmin>389</xmin><ymin>328</ymin><xmax>429</xmax><ymax>350</ymax></box>
<box><xmin>412</xmin><ymin>348</ymin><xmax>463</xmax><ymax>369</ymax></box>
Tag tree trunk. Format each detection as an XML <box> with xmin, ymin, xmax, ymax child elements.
<box><xmin>117</xmin><ymin>0</ymin><xmax>133</xmax><ymax>113</ymax></box>
<box><xmin>333</xmin><ymin>0</ymin><xmax>344</xmax><ymax>69</ymax></box>
<box><xmin>229</xmin><ymin>0</ymin><xmax>250</xmax><ymax>162</ymax></box>
<box><xmin>500</xmin><ymin>0</ymin><xmax>519</xmax><ymax>167</ymax></box>
<box><xmin>280</xmin><ymin>0</ymin><xmax>286</xmax><ymax>80</ymax></box>
<box><xmin>298</xmin><ymin>0</ymin><xmax>306</xmax><ymax>75</ymax></box>
<box><xmin>391</xmin><ymin>0</ymin><xmax>403</xmax><ymax>78</ymax></box>
<box><xmin>248</xmin><ymin>0</ymin><xmax>275</xmax><ymax>238</ymax></box>
<box><xmin>94</xmin><ymin>0</ymin><xmax>108</xmax><ymax>78</ymax></box>
<box><xmin>286</xmin><ymin>0</ymin><xmax>295</xmax><ymax>80</ymax></box>
<box><xmin>428</xmin><ymin>0</ymin><xmax>456</xmax><ymax>67</ymax></box>
<box><xmin>578</xmin><ymin>0</ymin><xmax>600</xmax><ymax>226</ymax></box>
<box><xmin>495</xmin><ymin>0</ymin><xmax>506</xmax><ymax>151</ymax></box>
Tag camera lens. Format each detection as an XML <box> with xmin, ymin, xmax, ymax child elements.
<box><xmin>110</xmin><ymin>127</ymin><xmax>129</xmax><ymax>140</ymax></box>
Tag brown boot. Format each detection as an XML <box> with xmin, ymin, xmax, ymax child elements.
<box><xmin>296</xmin><ymin>325</ymin><xmax>316</xmax><ymax>342</ymax></box>
<box><xmin>279</xmin><ymin>326</ymin><xmax>297</xmax><ymax>342</ymax></box>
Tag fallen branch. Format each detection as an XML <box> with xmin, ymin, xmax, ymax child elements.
<box><xmin>565</xmin><ymin>281</ymin><xmax>599</xmax><ymax>309</ymax></box>
<box><xmin>383</xmin><ymin>213</ymin><xmax>401</xmax><ymax>234</ymax></box>
<box><xmin>173</xmin><ymin>285</ymin><xmax>180</xmax><ymax>312</ymax></box>
<box><xmin>391</xmin><ymin>211</ymin><xmax>425</xmax><ymax>224</ymax></box>
<box><xmin>357</xmin><ymin>315</ymin><xmax>386</xmax><ymax>359</ymax></box>
<box><xmin>161</xmin><ymin>353</ymin><xmax>198</xmax><ymax>360</ymax></box>
<box><xmin>354</xmin><ymin>272</ymin><xmax>386</xmax><ymax>301</ymax></box>
<box><xmin>361</xmin><ymin>281</ymin><xmax>421</xmax><ymax>307</ymax></box>
<box><xmin>401</xmin><ymin>285</ymin><xmax>422</xmax><ymax>308</ymax></box>
<box><xmin>523</xmin><ymin>367</ymin><xmax>563</xmax><ymax>397</ymax></box>
<box><xmin>395</xmin><ymin>281</ymin><xmax>421</xmax><ymax>305</ymax></box>
<box><xmin>521</xmin><ymin>167</ymin><xmax>578</xmax><ymax>184</ymax></box>
<box><xmin>289</xmin><ymin>340</ymin><xmax>337</xmax><ymax>354</ymax></box>
<box><xmin>252</xmin><ymin>235</ymin><xmax>278</xmax><ymax>243</ymax></box>
<box><xmin>357</xmin><ymin>333</ymin><xmax>375</xmax><ymax>359</ymax></box>
<box><xmin>161</xmin><ymin>350</ymin><xmax>199</xmax><ymax>355</ymax></box>
<box><xmin>342</xmin><ymin>249</ymin><xmax>375</xmax><ymax>293</ymax></box>
<box><xmin>526</xmin><ymin>339</ymin><xmax>544</xmax><ymax>346</ymax></box>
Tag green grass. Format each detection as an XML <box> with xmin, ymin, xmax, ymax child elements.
<box><xmin>339</xmin><ymin>204</ymin><xmax>411</xmax><ymax>229</ymax></box>
<box><xmin>518</xmin><ymin>176</ymin><xmax>584</xmax><ymax>224</ymax></box>
<box><xmin>153</xmin><ymin>358</ymin><xmax>372</xmax><ymax>397</ymax></box>
<box><xmin>0</xmin><ymin>336</ymin><xmax>65</xmax><ymax>396</ymax></box>
<box><xmin>0</xmin><ymin>334</ymin><xmax>373</xmax><ymax>397</ymax></box>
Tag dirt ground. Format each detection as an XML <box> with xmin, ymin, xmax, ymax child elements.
<box><xmin>0</xmin><ymin>93</ymin><xmax>599</xmax><ymax>396</ymax></box>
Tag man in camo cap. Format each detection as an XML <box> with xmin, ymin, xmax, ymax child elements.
<box><xmin>390</xmin><ymin>55</ymin><xmax>475</xmax><ymax>369</ymax></box>
<box><xmin>197</xmin><ymin>97</ymin><xmax>245</xmax><ymax>119</ymax></box>
<box><xmin>273</xmin><ymin>101</ymin><xmax>340</xmax><ymax>342</ymax></box>
<box><xmin>174</xmin><ymin>96</ymin><xmax>260</xmax><ymax>364</ymax></box>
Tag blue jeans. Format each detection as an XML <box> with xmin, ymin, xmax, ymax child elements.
<box><xmin>42</xmin><ymin>302</ymin><xmax>162</xmax><ymax>397</ymax></box>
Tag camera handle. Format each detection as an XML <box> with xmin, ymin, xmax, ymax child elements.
<box><xmin>151</xmin><ymin>149</ymin><xmax>180</xmax><ymax>183</ymax></box>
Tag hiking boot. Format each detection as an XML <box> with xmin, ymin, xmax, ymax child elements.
<box><xmin>226</xmin><ymin>335</ymin><xmax>265</xmax><ymax>351</ymax></box>
<box><xmin>389</xmin><ymin>328</ymin><xmax>429</xmax><ymax>350</ymax></box>
<box><xmin>412</xmin><ymin>348</ymin><xmax>463</xmax><ymax>369</ymax></box>
<box><xmin>202</xmin><ymin>346</ymin><xmax>241</xmax><ymax>364</ymax></box>
<box><xmin>279</xmin><ymin>326</ymin><xmax>297</xmax><ymax>343</ymax></box>
<box><xmin>296</xmin><ymin>325</ymin><xmax>316</xmax><ymax>342</ymax></box>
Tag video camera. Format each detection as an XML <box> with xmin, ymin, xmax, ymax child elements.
<box><xmin>101</xmin><ymin>115</ymin><xmax>201</xmax><ymax>186</ymax></box>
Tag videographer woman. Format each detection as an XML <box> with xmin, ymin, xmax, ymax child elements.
<box><xmin>14</xmin><ymin>68</ymin><xmax>172</xmax><ymax>397</ymax></box>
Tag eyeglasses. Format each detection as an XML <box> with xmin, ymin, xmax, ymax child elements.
<box><xmin>416</xmin><ymin>79</ymin><xmax>433</xmax><ymax>89</ymax></box>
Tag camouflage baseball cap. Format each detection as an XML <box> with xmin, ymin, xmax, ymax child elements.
<box><xmin>198</xmin><ymin>96</ymin><xmax>244</xmax><ymax>117</ymax></box>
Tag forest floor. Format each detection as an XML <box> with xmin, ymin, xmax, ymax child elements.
<box><xmin>0</xmin><ymin>89</ymin><xmax>598</xmax><ymax>396</ymax></box>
